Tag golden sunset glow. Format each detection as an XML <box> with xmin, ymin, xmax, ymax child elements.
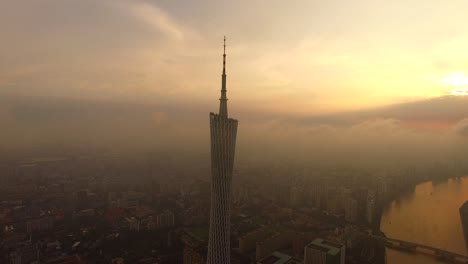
<box><xmin>442</xmin><ymin>73</ymin><xmax>468</xmax><ymax>87</ymax></box>
<box><xmin>1</xmin><ymin>1</ymin><xmax>468</xmax><ymax>115</ymax></box>
<box><xmin>3</xmin><ymin>3</ymin><xmax>468</xmax><ymax>264</ymax></box>
<box><xmin>441</xmin><ymin>72</ymin><xmax>468</xmax><ymax>96</ymax></box>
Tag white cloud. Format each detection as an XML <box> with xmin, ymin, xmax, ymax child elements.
<box><xmin>118</xmin><ymin>1</ymin><xmax>185</xmax><ymax>40</ymax></box>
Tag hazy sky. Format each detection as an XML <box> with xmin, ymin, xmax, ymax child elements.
<box><xmin>2</xmin><ymin>0</ymin><xmax>468</xmax><ymax>113</ymax></box>
<box><xmin>1</xmin><ymin>0</ymin><xmax>468</xmax><ymax>164</ymax></box>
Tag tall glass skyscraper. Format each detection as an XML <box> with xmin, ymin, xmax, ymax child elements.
<box><xmin>206</xmin><ymin>37</ymin><xmax>238</xmax><ymax>264</ymax></box>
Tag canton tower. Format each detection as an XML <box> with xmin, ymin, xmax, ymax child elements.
<box><xmin>207</xmin><ymin>37</ymin><xmax>238</xmax><ymax>264</ymax></box>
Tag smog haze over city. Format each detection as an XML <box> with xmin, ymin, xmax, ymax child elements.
<box><xmin>1</xmin><ymin>1</ymin><xmax>468</xmax><ymax>264</ymax></box>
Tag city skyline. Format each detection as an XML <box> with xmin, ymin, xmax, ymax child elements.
<box><xmin>1</xmin><ymin>1</ymin><xmax>468</xmax><ymax>264</ymax></box>
<box><xmin>1</xmin><ymin>1</ymin><xmax>468</xmax><ymax>169</ymax></box>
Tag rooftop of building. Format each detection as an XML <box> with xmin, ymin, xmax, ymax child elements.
<box><xmin>258</xmin><ymin>251</ymin><xmax>302</xmax><ymax>264</ymax></box>
<box><xmin>186</xmin><ymin>226</ymin><xmax>209</xmax><ymax>242</ymax></box>
<box><xmin>305</xmin><ymin>238</ymin><xmax>343</xmax><ymax>256</ymax></box>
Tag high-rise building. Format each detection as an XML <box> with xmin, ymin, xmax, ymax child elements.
<box><xmin>239</xmin><ymin>227</ymin><xmax>274</xmax><ymax>254</ymax></box>
<box><xmin>206</xmin><ymin>37</ymin><xmax>238</xmax><ymax>264</ymax></box>
<box><xmin>8</xmin><ymin>243</ymin><xmax>39</xmax><ymax>264</ymax></box>
<box><xmin>255</xmin><ymin>231</ymin><xmax>295</xmax><ymax>261</ymax></box>
<box><xmin>377</xmin><ymin>175</ymin><xmax>388</xmax><ymax>196</ymax></box>
<box><xmin>366</xmin><ymin>190</ymin><xmax>376</xmax><ymax>224</ymax></box>
<box><xmin>157</xmin><ymin>210</ymin><xmax>175</xmax><ymax>228</ymax></box>
<box><xmin>26</xmin><ymin>215</ymin><xmax>54</xmax><ymax>233</ymax></box>
<box><xmin>289</xmin><ymin>184</ymin><xmax>302</xmax><ymax>207</ymax></box>
<box><xmin>345</xmin><ymin>197</ymin><xmax>359</xmax><ymax>223</ymax></box>
<box><xmin>311</xmin><ymin>180</ymin><xmax>329</xmax><ymax>209</ymax></box>
<box><xmin>304</xmin><ymin>238</ymin><xmax>345</xmax><ymax>264</ymax></box>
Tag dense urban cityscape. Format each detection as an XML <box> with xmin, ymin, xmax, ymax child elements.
<box><xmin>0</xmin><ymin>152</ymin><xmax>466</xmax><ymax>263</ymax></box>
<box><xmin>3</xmin><ymin>1</ymin><xmax>468</xmax><ymax>264</ymax></box>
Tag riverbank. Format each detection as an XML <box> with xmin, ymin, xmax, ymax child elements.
<box><xmin>381</xmin><ymin>177</ymin><xmax>468</xmax><ymax>263</ymax></box>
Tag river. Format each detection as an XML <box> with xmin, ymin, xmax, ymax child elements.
<box><xmin>381</xmin><ymin>176</ymin><xmax>468</xmax><ymax>264</ymax></box>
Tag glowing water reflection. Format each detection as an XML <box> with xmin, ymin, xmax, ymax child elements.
<box><xmin>381</xmin><ymin>177</ymin><xmax>468</xmax><ymax>264</ymax></box>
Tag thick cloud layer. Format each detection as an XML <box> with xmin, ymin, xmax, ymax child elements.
<box><xmin>1</xmin><ymin>95</ymin><xmax>467</xmax><ymax>169</ymax></box>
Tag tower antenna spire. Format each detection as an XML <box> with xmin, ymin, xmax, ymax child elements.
<box><xmin>219</xmin><ymin>36</ymin><xmax>228</xmax><ymax>117</ymax></box>
<box><xmin>222</xmin><ymin>36</ymin><xmax>226</xmax><ymax>74</ymax></box>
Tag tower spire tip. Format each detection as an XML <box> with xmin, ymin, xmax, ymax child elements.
<box><xmin>219</xmin><ymin>36</ymin><xmax>228</xmax><ymax>117</ymax></box>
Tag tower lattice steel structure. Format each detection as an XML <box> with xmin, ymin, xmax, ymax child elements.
<box><xmin>207</xmin><ymin>37</ymin><xmax>238</xmax><ymax>264</ymax></box>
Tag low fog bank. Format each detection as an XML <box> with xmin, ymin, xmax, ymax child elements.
<box><xmin>1</xmin><ymin>95</ymin><xmax>468</xmax><ymax>169</ymax></box>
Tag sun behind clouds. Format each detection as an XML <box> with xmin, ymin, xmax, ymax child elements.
<box><xmin>441</xmin><ymin>72</ymin><xmax>468</xmax><ymax>96</ymax></box>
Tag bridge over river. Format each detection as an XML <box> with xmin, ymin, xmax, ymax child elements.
<box><xmin>374</xmin><ymin>235</ymin><xmax>468</xmax><ymax>263</ymax></box>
